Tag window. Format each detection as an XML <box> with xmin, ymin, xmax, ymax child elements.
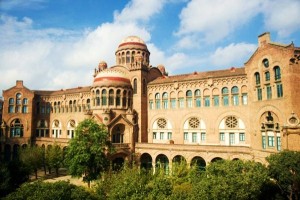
<box><xmin>268</xmin><ymin>136</ymin><xmax>275</xmax><ymax>147</ymax></box>
<box><xmin>184</xmin><ymin>132</ymin><xmax>188</xmax><ymax>140</ymax></box>
<box><xmin>9</xmin><ymin>105</ymin><xmax>14</xmax><ymax>113</ymax></box>
<box><xmin>186</xmin><ymin>90</ymin><xmax>193</xmax><ymax>108</ymax></box>
<box><xmin>266</xmin><ymin>85</ymin><xmax>272</xmax><ymax>99</ymax></box>
<box><xmin>162</xmin><ymin>92</ymin><xmax>168</xmax><ymax>109</ymax></box>
<box><xmin>23</xmin><ymin>98</ymin><xmax>28</xmax><ymax>104</ymax></box>
<box><xmin>160</xmin><ymin>132</ymin><xmax>164</xmax><ymax>140</ymax></box>
<box><xmin>116</xmin><ymin>90</ymin><xmax>121</xmax><ymax>106</ymax></box>
<box><xmin>255</xmin><ymin>72</ymin><xmax>260</xmax><ymax>85</ymax></box>
<box><xmin>149</xmin><ymin>100</ymin><xmax>153</xmax><ymax>110</ymax></box>
<box><xmin>201</xmin><ymin>132</ymin><xmax>206</xmax><ymax>141</ymax></box>
<box><xmin>265</xmin><ymin>71</ymin><xmax>270</xmax><ymax>81</ymax></box>
<box><xmin>213</xmin><ymin>95</ymin><xmax>219</xmax><ymax>106</ymax></box>
<box><xmin>220</xmin><ymin>132</ymin><xmax>225</xmax><ymax>141</ymax></box>
<box><xmin>277</xmin><ymin>137</ymin><xmax>281</xmax><ymax>151</ymax></box>
<box><xmin>67</xmin><ymin>120</ymin><xmax>76</xmax><ymax>138</ymax></box>
<box><xmin>101</xmin><ymin>90</ymin><xmax>107</xmax><ymax>106</ymax></box>
<box><xmin>122</xmin><ymin>91</ymin><xmax>127</xmax><ymax>107</ymax></box>
<box><xmin>192</xmin><ymin>132</ymin><xmax>197</xmax><ymax>143</ymax></box>
<box><xmin>126</xmin><ymin>51</ymin><xmax>130</xmax><ymax>63</ymax></box>
<box><xmin>263</xmin><ymin>58</ymin><xmax>269</xmax><ymax>68</ymax></box>
<box><xmin>10</xmin><ymin>119</ymin><xmax>23</xmax><ymax>137</ymax></box>
<box><xmin>257</xmin><ymin>88</ymin><xmax>262</xmax><ymax>100</ymax></box>
<box><xmin>22</xmin><ymin>106</ymin><xmax>28</xmax><ymax>113</ymax></box>
<box><xmin>167</xmin><ymin>132</ymin><xmax>172</xmax><ymax>140</ymax></box>
<box><xmin>242</xmin><ymin>94</ymin><xmax>248</xmax><ymax>105</ymax></box>
<box><xmin>276</xmin><ymin>84</ymin><xmax>283</xmax><ymax>98</ymax></box>
<box><xmin>170</xmin><ymin>99</ymin><xmax>176</xmax><ymax>109</ymax></box>
<box><xmin>229</xmin><ymin>133</ymin><xmax>235</xmax><ymax>145</ymax></box>
<box><xmin>222</xmin><ymin>87</ymin><xmax>229</xmax><ymax>106</ymax></box>
<box><xmin>155</xmin><ymin>93</ymin><xmax>160</xmax><ymax>109</ymax></box>
<box><xmin>262</xmin><ymin>136</ymin><xmax>266</xmax><ymax>149</ymax></box>
<box><xmin>133</xmin><ymin>79</ymin><xmax>137</xmax><ymax>94</ymax></box>
<box><xmin>9</xmin><ymin>98</ymin><xmax>14</xmax><ymax>104</ymax></box>
<box><xmin>153</xmin><ymin>132</ymin><xmax>157</xmax><ymax>139</ymax></box>
<box><xmin>239</xmin><ymin>133</ymin><xmax>245</xmax><ymax>141</ymax></box>
<box><xmin>195</xmin><ymin>89</ymin><xmax>201</xmax><ymax>107</ymax></box>
<box><xmin>109</xmin><ymin>90</ymin><xmax>114</xmax><ymax>105</ymax></box>
<box><xmin>231</xmin><ymin>86</ymin><xmax>239</xmax><ymax>106</ymax></box>
<box><xmin>274</xmin><ymin>66</ymin><xmax>281</xmax><ymax>80</ymax></box>
<box><xmin>204</xmin><ymin>96</ymin><xmax>210</xmax><ymax>107</ymax></box>
<box><xmin>179</xmin><ymin>98</ymin><xmax>184</xmax><ymax>108</ymax></box>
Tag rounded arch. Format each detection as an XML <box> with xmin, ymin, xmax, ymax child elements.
<box><xmin>112</xmin><ymin>157</ymin><xmax>125</xmax><ymax>171</ymax></box>
<box><xmin>211</xmin><ymin>157</ymin><xmax>223</xmax><ymax>163</ymax></box>
<box><xmin>155</xmin><ymin>154</ymin><xmax>169</xmax><ymax>173</ymax></box>
<box><xmin>191</xmin><ymin>156</ymin><xmax>206</xmax><ymax>170</ymax></box>
<box><xmin>111</xmin><ymin>123</ymin><xmax>126</xmax><ymax>143</ymax></box>
<box><xmin>140</xmin><ymin>153</ymin><xmax>152</xmax><ymax>170</ymax></box>
<box><xmin>172</xmin><ymin>155</ymin><xmax>186</xmax><ymax>164</ymax></box>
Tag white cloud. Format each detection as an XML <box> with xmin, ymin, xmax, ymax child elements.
<box><xmin>263</xmin><ymin>0</ymin><xmax>300</xmax><ymax>38</ymax></box>
<box><xmin>114</xmin><ymin>0</ymin><xmax>167</xmax><ymax>23</ymax></box>
<box><xmin>210</xmin><ymin>43</ymin><xmax>257</xmax><ymax>67</ymax></box>
<box><xmin>176</xmin><ymin>0</ymin><xmax>262</xmax><ymax>43</ymax></box>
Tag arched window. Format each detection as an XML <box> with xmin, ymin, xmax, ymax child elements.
<box><xmin>87</xmin><ymin>99</ymin><xmax>91</xmax><ymax>109</ymax></box>
<box><xmin>121</xmin><ymin>52</ymin><xmax>125</xmax><ymax>64</ymax></box>
<box><xmin>122</xmin><ymin>91</ymin><xmax>127</xmax><ymax>107</ymax></box>
<box><xmin>36</xmin><ymin>119</ymin><xmax>49</xmax><ymax>137</ymax></box>
<box><xmin>195</xmin><ymin>89</ymin><xmax>201</xmax><ymax>107</ymax></box>
<box><xmin>10</xmin><ymin>119</ymin><xmax>23</xmax><ymax>137</ymax></box>
<box><xmin>52</xmin><ymin>120</ymin><xmax>61</xmax><ymax>138</ymax></box>
<box><xmin>126</xmin><ymin>51</ymin><xmax>130</xmax><ymax>63</ymax></box>
<box><xmin>69</xmin><ymin>100</ymin><xmax>72</xmax><ymax>112</ymax></box>
<box><xmin>73</xmin><ymin>100</ymin><xmax>77</xmax><ymax>112</ymax></box>
<box><xmin>222</xmin><ymin>87</ymin><xmax>229</xmax><ymax>106</ymax></box>
<box><xmin>274</xmin><ymin>66</ymin><xmax>281</xmax><ymax>80</ymax></box>
<box><xmin>133</xmin><ymin>79</ymin><xmax>137</xmax><ymax>94</ymax></box>
<box><xmin>155</xmin><ymin>93</ymin><xmax>160</xmax><ymax>109</ymax></box>
<box><xmin>102</xmin><ymin>89</ymin><xmax>107</xmax><ymax>106</ymax></box>
<box><xmin>67</xmin><ymin>120</ymin><xmax>76</xmax><ymax>138</ymax></box>
<box><xmin>255</xmin><ymin>72</ymin><xmax>260</xmax><ymax>85</ymax></box>
<box><xmin>162</xmin><ymin>92</ymin><xmax>168</xmax><ymax>109</ymax></box>
<box><xmin>15</xmin><ymin>93</ymin><xmax>21</xmax><ymax>113</ymax></box>
<box><xmin>186</xmin><ymin>90</ymin><xmax>193</xmax><ymax>108</ymax></box>
<box><xmin>183</xmin><ymin>117</ymin><xmax>206</xmax><ymax>144</ymax></box>
<box><xmin>219</xmin><ymin>115</ymin><xmax>245</xmax><ymax>146</ymax></box>
<box><xmin>116</xmin><ymin>90</ymin><xmax>121</xmax><ymax>106</ymax></box>
<box><xmin>109</xmin><ymin>89</ymin><xmax>114</xmax><ymax>106</ymax></box>
<box><xmin>112</xmin><ymin>124</ymin><xmax>125</xmax><ymax>143</ymax></box>
<box><xmin>265</xmin><ymin>71</ymin><xmax>270</xmax><ymax>81</ymax></box>
<box><xmin>8</xmin><ymin>98</ymin><xmax>14</xmax><ymax>113</ymax></box>
<box><xmin>96</xmin><ymin>90</ymin><xmax>100</xmax><ymax>106</ymax></box>
<box><xmin>231</xmin><ymin>86</ymin><xmax>239</xmax><ymax>106</ymax></box>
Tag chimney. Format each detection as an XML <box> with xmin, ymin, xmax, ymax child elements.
<box><xmin>258</xmin><ymin>32</ymin><xmax>270</xmax><ymax>47</ymax></box>
<box><xmin>16</xmin><ymin>80</ymin><xmax>23</xmax><ymax>88</ymax></box>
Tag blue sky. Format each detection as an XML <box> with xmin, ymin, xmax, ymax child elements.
<box><xmin>1</xmin><ymin>0</ymin><xmax>300</xmax><ymax>94</ymax></box>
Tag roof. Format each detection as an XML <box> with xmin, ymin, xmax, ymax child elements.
<box><xmin>34</xmin><ymin>86</ymin><xmax>91</xmax><ymax>96</ymax></box>
<box><xmin>148</xmin><ymin>67</ymin><xmax>246</xmax><ymax>85</ymax></box>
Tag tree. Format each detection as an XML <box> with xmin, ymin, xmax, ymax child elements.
<box><xmin>45</xmin><ymin>143</ymin><xmax>63</xmax><ymax>176</ymax></box>
<box><xmin>4</xmin><ymin>180</ymin><xmax>98</xmax><ymax>200</ymax></box>
<box><xmin>65</xmin><ymin>118</ymin><xmax>111</xmax><ymax>187</ymax></box>
<box><xmin>267</xmin><ymin>150</ymin><xmax>300</xmax><ymax>200</ymax></box>
<box><xmin>19</xmin><ymin>145</ymin><xmax>43</xmax><ymax>179</ymax></box>
<box><xmin>190</xmin><ymin>160</ymin><xmax>269</xmax><ymax>200</ymax></box>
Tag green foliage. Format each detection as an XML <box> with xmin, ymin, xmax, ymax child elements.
<box><xmin>18</xmin><ymin>146</ymin><xmax>44</xmax><ymax>179</ymax></box>
<box><xmin>65</xmin><ymin>118</ymin><xmax>111</xmax><ymax>186</ymax></box>
<box><xmin>97</xmin><ymin>165</ymin><xmax>151</xmax><ymax>200</ymax></box>
<box><xmin>266</xmin><ymin>150</ymin><xmax>300</xmax><ymax>199</ymax></box>
<box><xmin>190</xmin><ymin>160</ymin><xmax>269</xmax><ymax>200</ymax></box>
<box><xmin>45</xmin><ymin>143</ymin><xmax>63</xmax><ymax>176</ymax></box>
<box><xmin>4</xmin><ymin>180</ymin><xmax>98</xmax><ymax>200</ymax></box>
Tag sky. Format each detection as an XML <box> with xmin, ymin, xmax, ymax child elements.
<box><xmin>1</xmin><ymin>0</ymin><xmax>300</xmax><ymax>95</ymax></box>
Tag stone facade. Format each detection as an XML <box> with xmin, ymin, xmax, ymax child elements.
<box><xmin>1</xmin><ymin>33</ymin><xmax>300</xmax><ymax>169</ymax></box>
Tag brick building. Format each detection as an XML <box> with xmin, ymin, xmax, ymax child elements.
<box><xmin>1</xmin><ymin>33</ymin><xmax>300</xmax><ymax>169</ymax></box>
